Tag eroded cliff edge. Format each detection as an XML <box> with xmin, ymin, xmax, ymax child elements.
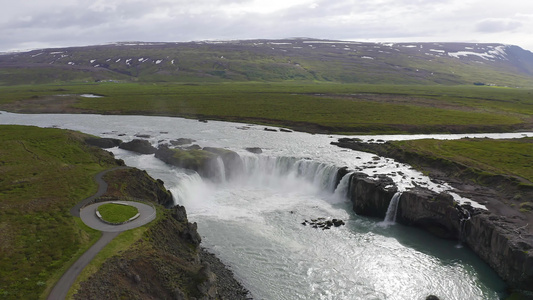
<box><xmin>74</xmin><ymin>167</ymin><xmax>249</xmax><ymax>300</ymax></box>
<box><xmin>335</xmin><ymin>139</ymin><xmax>533</xmax><ymax>294</ymax></box>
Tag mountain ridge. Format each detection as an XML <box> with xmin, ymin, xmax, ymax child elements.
<box><xmin>1</xmin><ymin>38</ymin><xmax>533</xmax><ymax>86</ymax></box>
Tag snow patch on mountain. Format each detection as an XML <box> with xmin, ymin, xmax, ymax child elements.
<box><xmin>448</xmin><ymin>45</ymin><xmax>508</xmax><ymax>61</ymax></box>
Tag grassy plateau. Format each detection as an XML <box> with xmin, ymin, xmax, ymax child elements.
<box><xmin>1</xmin><ymin>82</ymin><xmax>532</xmax><ymax>134</ymax></box>
<box><xmin>0</xmin><ymin>125</ymin><xmax>119</xmax><ymax>299</ymax></box>
<box><xmin>389</xmin><ymin>138</ymin><xmax>533</xmax><ymax>184</ymax></box>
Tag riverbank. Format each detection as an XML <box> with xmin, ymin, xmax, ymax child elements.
<box><xmin>71</xmin><ymin>166</ymin><xmax>250</xmax><ymax>299</ymax></box>
<box><xmin>332</xmin><ymin>137</ymin><xmax>533</xmax><ymax>236</ymax></box>
<box><xmin>1</xmin><ymin>82</ymin><xmax>532</xmax><ymax>135</ymax></box>
<box><xmin>0</xmin><ymin>125</ymin><xmax>249</xmax><ymax>300</ymax></box>
<box><xmin>332</xmin><ymin>137</ymin><xmax>533</xmax><ymax>296</ymax></box>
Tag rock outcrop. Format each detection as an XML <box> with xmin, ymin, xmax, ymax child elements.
<box><xmin>74</xmin><ymin>169</ymin><xmax>249</xmax><ymax>300</ymax></box>
<box><xmin>119</xmin><ymin>139</ymin><xmax>157</xmax><ymax>154</ymax></box>
<box><xmin>347</xmin><ymin>172</ymin><xmax>533</xmax><ymax>293</ymax></box>
<box><xmin>464</xmin><ymin>212</ymin><xmax>533</xmax><ymax>291</ymax></box>
<box><xmin>398</xmin><ymin>188</ymin><xmax>461</xmax><ymax>239</ymax></box>
<box><xmin>75</xmin><ymin>205</ymin><xmax>249</xmax><ymax>300</ymax></box>
<box><xmin>85</xmin><ymin>137</ymin><xmax>122</xmax><ymax>148</ymax></box>
<box><xmin>170</xmin><ymin>138</ymin><xmax>196</xmax><ymax>146</ymax></box>
<box><xmin>101</xmin><ymin>168</ymin><xmax>175</xmax><ymax>208</ymax></box>
<box><xmin>245</xmin><ymin>147</ymin><xmax>262</xmax><ymax>154</ymax></box>
<box><xmin>202</xmin><ymin>147</ymin><xmax>244</xmax><ymax>180</ymax></box>
<box><xmin>349</xmin><ymin>173</ymin><xmax>397</xmax><ymax>218</ymax></box>
<box><xmin>155</xmin><ymin>145</ymin><xmax>221</xmax><ymax>179</ymax></box>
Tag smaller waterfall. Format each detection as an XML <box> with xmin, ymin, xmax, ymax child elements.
<box><xmin>383</xmin><ymin>192</ymin><xmax>402</xmax><ymax>224</ymax></box>
<box><xmin>215</xmin><ymin>156</ymin><xmax>227</xmax><ymax>183</ymax></box>
<box><xmin>333</xmin><ymin>172</ymin><xmax>354</xmax><ymax>200</ymax></box>
<box><xmin>458</xmin><ymin>208</ymin><xmax>471</xmax><ymax>244</ymax></box>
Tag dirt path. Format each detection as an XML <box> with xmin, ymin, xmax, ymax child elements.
<box><xmin>47</xmin><ymin>167</ymin><xmax>155</xmax><ymax>300</ymax></box>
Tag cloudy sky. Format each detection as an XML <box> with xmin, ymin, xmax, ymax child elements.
<box><xmin>1</xmin><ymin>0</ymin><xmax>532</xmax><ymax>52</ymax></box>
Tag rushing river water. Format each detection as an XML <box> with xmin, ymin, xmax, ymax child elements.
<box><xmin>3</xmin><ymin>111</ymin><xmax>529</xmax><ymax>299</ymax></box>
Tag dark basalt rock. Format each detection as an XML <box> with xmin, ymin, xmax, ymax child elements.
<box><xmin>464</xmin><ymin>211</ymin><xmax>533</xmax><ymax>291</ymax></box>
<box><xmin>349</xmin><ymin>172</ymin><xmax>397</xmax><ymax>218</ymax></box>
<box><xmin>101</xmin><ymin>168</ymin><xmax>174</xmax><ymax>208</ymax></box>
<box><xmin>280</xmin><ymin>128</ymin><xmax>293</xmax><ymax>132</ymax></box>
<box><xmin>347</xmin><ymin>173</ymin><xmax>533</xmax><ymax>292</ymax></box>
<box><xmin>264</xmin><ymin>127</ymin><xmax>278</xmax><ymax>132</ymax></box>
<box><xmin>170</xmin><ymin>206</ymin><xmax>202</xmax><ymax>245</ymax></box>
<box><xmin>397</xmin><ymin>188</ymin><xmax>460</xmax><ymax>239</ymax></box>
<box><xmin>119</xmin><ymin>139</ymin><xmax>157</xmax><ymax>154</ymax></box>
<box><xmin>302</xmin><ymin>218</ymin><xmax>345</xmax><ymax>230</ymax></box>
<box><xmin>185</xmin><ymin>144</ymin><xmax>202</xmax><ymax>150</ymax></box>
<box><xmin>203</xmin><ymin>147</ymin><xmax>244</xmax><ymax>180</ymax></box>
<box><xmin>245</xmin><ymin>147</ymin><xmax>262</xmax><ymax>154</ymax></box>
<box><xmin>85</xmin><ymin>137</ymin><xmax>122</xmax><ymax>148</ymax></box>
<box><xmin>155</xmin><ymin>145</ymin><xmax>219</xmax><ymax>178</ymax></box>
<box><xmin>74</xmin><ymin>199</ymin><xmax>248</xmax><ymax>300</ymax></box>
<box><xmin>135</xmin><ymin>134</ymin><xmax>151</xmax><ymax>139</ymax></box>
<box><xmin>170</xmin><ymin>138</ymin><xmax>196</xmax><ymax>146</ymax></box>
<box><xmin>171</xmin><ymin>205</ymin><xmax>188</xmax><ymax>223</ymax></box>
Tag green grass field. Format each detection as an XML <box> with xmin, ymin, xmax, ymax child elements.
<box><xmin>0</xmin><ymin>125</ymin><xmax>118</xmax><ymax>299</ymax></box>
<box><xmin>390</xmin><ymin>137</ymin><xmax>533</xmax><ymax>183</ymax></box>
<box><xmin>97</xmin><ymin>203</ymin><xmax>139</xmax><ymax>224</ymax></box>
<box><xmin>1</xmin><ymin>82</ymin><xmax>532</xmax><ymax>134</ymax></box>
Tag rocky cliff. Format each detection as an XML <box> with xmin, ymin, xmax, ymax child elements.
<box><xmin>347</xmin><ymin>172</ymin><xmax>533</xmax><ymax>293</ymax></box>
<box><xmin>74</xmin><ymin>205</ymin><xmax>249</xmax><ymax>300</ymax></box>
<box><xmin>73</xmin><ymin>148</ymin><xmax>249</xmax><ymax>299</ymax></box>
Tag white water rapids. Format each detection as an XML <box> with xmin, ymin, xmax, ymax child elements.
<box><xmin>2</xmin><ymin>111</ymin><xmax>526</xmax><ymax>299</ymax></box>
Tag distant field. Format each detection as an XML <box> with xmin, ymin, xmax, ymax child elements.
<box><xmin>391</xmin><ymin>138</ymin><xmax>533</xmax><ymax>183</ymax></box>
<box><xmin>1</xmin><ymin>82</ymin><xmax>532</xmax><ymax>134</ymax></box>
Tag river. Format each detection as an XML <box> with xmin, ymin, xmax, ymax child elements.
<box><xmin>3</xmin><ymin>111</ymin><xmax>529</xmax><ymax>299</ymax></box>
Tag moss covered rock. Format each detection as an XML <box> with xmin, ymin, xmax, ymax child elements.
<box><xmin>155</xmin><ymin>146</ymin><xmax>220</xmax><ymax>178</ymax></box>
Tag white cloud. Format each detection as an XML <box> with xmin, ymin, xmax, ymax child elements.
<box><xmin>1</xmin><ymin>0</ymin><xmax>533</xmax><ymax>52</ymax></box>
<box><xmin>476</xmin><ymin>19</ymin><xmax>522</xmax><ymax>33</ymax></box>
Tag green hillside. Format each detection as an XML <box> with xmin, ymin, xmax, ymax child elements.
<box><xmin>0</xmin><ymin>126</ymin><xmax>119</xmax><ymax>299</ymax></box>
<box><xmin>1</xmin><ymin>39</ymin><xmax>533</xmax><ymax>87</ymax></box>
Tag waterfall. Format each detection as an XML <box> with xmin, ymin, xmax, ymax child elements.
<box><xmin>458</xmin><ymin>208</ymin><xmax>471</xmax><ymax>244</ymax></box>
<box><xmin>169</xmin><ymin>170</ymin><xmax>208</xmax><ymax>207</ymax></box>
<box><xmin>238</xmin><ymin>154</ymin><xmax>341</xmax><ymax>193</ymax></box>
<box><xmin>334</xmin><ymin>172</ymin><xmax>354</xmax><ymax>200</ymax></box>
<box><xmin>168</xmin><ymin>153</ymin><xmax>343</xmax><ymax>207</ymax></box>
<box><xmin>383</xmin><ymin>192</ymin><xmax>402</xmax><ymax>224</ymax></box>
<box><xmin>215</xmin><ymin>156</ymin><xmax>227</xmax><ymax>183</ymax></box>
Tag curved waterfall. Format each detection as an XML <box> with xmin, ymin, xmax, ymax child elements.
<box><xmin>171</xmin><ymin>153</ymin><xmax>347</xmax><ymax>206</ymax></box>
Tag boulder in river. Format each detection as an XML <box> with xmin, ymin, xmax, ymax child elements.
<box><xmin>85</xmin><ymin>137</ymin><xmax>122</xmax><ymax>149</ymax></box>
<box><xmin>170</xmin><ymin>138</ymin><xmax>196</xmax><ymax>146</ymax></box>
<box><xmin>155</xmin><ymin>145</ymin><xmax>219</xmax><ymax>178</ymax></box>
<box><xmin>245</xmin><ymin>147</ymin><xmax>262</xmax><ymax>154</ymax></box>
<box><xmin>119</xmin><ymin>139</ymin><xmax>157</xmax><ymax>154</ymax></box>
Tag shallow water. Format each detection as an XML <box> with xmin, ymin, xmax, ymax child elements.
<box><xmin>1</xmin><ymin>111</ymin><xmax>519</xmax><ymax>299</ymax></box>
